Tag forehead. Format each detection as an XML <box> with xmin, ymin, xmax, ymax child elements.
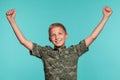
<box><xmin>49</xmin><ymin>26</ymin><xmax>65</xmax><ymax>33</ymax></box>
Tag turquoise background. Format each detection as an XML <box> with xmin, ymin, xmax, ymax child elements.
<box><xmin>0</xmin><ymin>0</ymin><xmax>120</xmax><ymax>80</ymax></box>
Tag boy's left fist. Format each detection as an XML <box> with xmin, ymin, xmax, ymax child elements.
<box><xmin>103</xmin><ymin>6</ymin><xmax>112</xmax><ymax>17</ymax></box>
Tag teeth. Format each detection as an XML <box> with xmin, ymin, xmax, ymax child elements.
<box><xmin>55</xmin><ymin>40</ymin><xmax>61</xmax><ymax>43</ymax></box>
<box><xmin>56</xmin><ymin>40</ymin><xmax>60</xmax><ymax>43</ymax></box>
<box><xmin>55</xmin><ymin>38</ymin><xmax>63</xmax><ymax>44</ymax></box>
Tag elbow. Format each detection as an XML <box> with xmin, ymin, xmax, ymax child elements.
<box><xmin>85</xmin><ymin>35</ymin><xmax>97</xmax><ymax>47</ymax></box>
<box><xmin>91</xmin><ymin>37</ymin><xmax>97</xmax><ymax>41</ymax></box>
<box><xmin>20</xmin><ymin>40</ymin><xmax>25</xmax><ymax>45</ymax></box>
<box><xmin>90</xmin><ymin>34</ymin><xmax>97</xmax><ymax>40</ymax></box>
<box><xmin>19</xmin><ymin>39</ymin><xmax>27</xmax><ymax>45</ymax></box>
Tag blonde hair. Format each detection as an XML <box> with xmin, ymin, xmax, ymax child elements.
<box><xmin>49</xmin><ymin>23</ymin><xmax>67</xmax><ymax>35</ymax></box>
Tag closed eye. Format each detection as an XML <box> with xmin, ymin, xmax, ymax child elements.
<box><xmin>58</xmin><ymin>32</ymin><xmax>62</xmax><ymax>35</ymax></box>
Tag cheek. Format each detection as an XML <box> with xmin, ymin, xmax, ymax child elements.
<box><xmin>63</xmin><ymin>35</ymin><xmax>67</xmax><ymax>40</ymax></box>
<box><xmin>49</xmin><ymin>37</ymin><xmax>55</xmax><ymax>42</ymax></box>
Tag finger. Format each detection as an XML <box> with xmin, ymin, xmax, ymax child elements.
<box><xmin>6</xmin><ymin>9</ymin><xmax>15</xmax><ymax>16</ymax></box>
<box><xmin>104</xmin><ymin>6</ymin><xmax>112</xmax><ymax>12</ymax></box>
<box><xmin>6</xmin><ymin>10</ymin><xmax>11</xmax><ymax>16</ymax></box>
<box><xmin>9</xmin><ymin>9</ymin><xmax>15</xmax><ymax>14</ymax></box>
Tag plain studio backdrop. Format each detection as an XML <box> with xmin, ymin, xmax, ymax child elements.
<box><xmin>0</xmin><ymin>0</ymin><xmax>120</xmax><ymax>80</ymax></box>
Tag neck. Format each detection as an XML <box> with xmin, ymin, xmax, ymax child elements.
<box><xmin>54</xmin><ymin>45</ymin><xmax>66</xmax><ymax>50</ymax></box>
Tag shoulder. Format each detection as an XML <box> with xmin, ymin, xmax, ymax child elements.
<box><xmin>67</xmin><ymin>40</ymin><xmax>88</xmax><ymax>55</ymax></box>
<box><xmin>68</xmin><ymin>40</ymin><xmax>86</xmax><ymax>49</ymax></box>
<box><xmin>32</xmin><ymin>42</ymin><xmax>53</xmax><ymax>51</ymax></box>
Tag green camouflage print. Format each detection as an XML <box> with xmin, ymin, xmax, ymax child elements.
<box><xmin>30</xmin><ymin>40</ymin><xmax>88</xmax><ymax>80</ymax></box>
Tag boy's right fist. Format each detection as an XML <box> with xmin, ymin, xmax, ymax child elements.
<box><xmin>6</xmin><ymin>9</ymin><xmax>16</xmax><ymax>19</ymax></box>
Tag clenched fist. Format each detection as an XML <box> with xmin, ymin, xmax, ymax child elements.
<box><xmin>6</xmin><ymin>9</ymin><xmax>16</xmax><ymax>20</ymax></box>
<box><xmin>103</xmin><ymin>6</ymin><xmax>112</xmax><ymax>17</ymax></box>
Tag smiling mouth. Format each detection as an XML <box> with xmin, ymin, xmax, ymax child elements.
<box><xmin>55</xmin><ymin>40</ymin><xmax>61</xmax><ymax>43</ymax></box>
<box><xmin>55</xmin><ymin>39</ymin><xmax>62</xmax><ymax>43</ymax></box>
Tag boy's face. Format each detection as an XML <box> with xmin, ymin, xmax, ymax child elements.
<box><xmin>49</xmin><ymin>26</ymin><xmax>68</xmax><ymax>48</ymax></box>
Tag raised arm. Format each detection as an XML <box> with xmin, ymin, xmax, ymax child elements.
<box><xmin>85</xmin><ymin>6</ymin><xmax>112</xmax><ymax>47</ymax></box>
<box><xmin>6</xmin><ymin>9</ymin><xmax>33</xmax><ymax>50</ymax></box>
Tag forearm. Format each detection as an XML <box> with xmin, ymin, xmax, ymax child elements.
<box><xmin>8</xmin><ymin>18</ymin><xmax>33</xmax><ymax>50</ymax></box>
<box><xmin>85</xmin><ymin>16</ymin><xmax>110</xmax><ymax>47</ymax></box>
<box><xmin>90</xmin><ymin>16</ymin><xmax>109</xmax><ymax>39</ymax></box>
<box><xmin>8</xmin><ymin>18</ymin><xmax>27</xmax><ymax>44</ymax></box>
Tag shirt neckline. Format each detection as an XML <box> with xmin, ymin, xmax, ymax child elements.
<box><xmin>54</xmin><ymin>46</ymin><xmax>66</xmax><ymax>51</ymax></box>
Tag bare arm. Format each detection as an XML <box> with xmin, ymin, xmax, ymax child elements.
<box><xmin>85</xmin><ymin>6</ymin><xmax>112</xmax><ymax>47</ymax></box>
<box><xmin>6</xmin><ymin>9</ymin><xmax>33</xmax><ymax>50</ymax></box>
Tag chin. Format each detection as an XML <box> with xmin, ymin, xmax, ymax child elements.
<box><xmin>55</xmin><ymin>44</ymin><xmax>64</xmax><ymax>48</ymax></box>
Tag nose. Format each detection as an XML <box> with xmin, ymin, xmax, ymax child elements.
<box><xmin>55</xmin><ymin>34</ymin><xmax>59</xmax><ymax>40</ymax></box>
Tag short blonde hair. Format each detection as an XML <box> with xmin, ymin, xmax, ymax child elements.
<box><xmin>49</xmin><ymin>23</ymin><xmax>67</xmax><ymax>35</ymax></box>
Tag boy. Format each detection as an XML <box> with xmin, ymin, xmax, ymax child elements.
<box><xmin>6</xmin><ymin>6</ymin><xmax>112</xmax><ymax>80</ymax></box>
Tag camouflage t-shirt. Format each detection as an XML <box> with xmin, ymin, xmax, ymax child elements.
<box><xmin>30</xmin><ymin>40</ymin><xmax>88</xmax><ymax>80</ymax></box>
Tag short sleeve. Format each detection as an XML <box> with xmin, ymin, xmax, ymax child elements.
<box><xmin>29</xmin><ymin>43</ymin><xmax>43</xmax><ymax>58</ymax></box>
<box><xmin>74</xmin><ymin>40</ymin><xmax>89</xmax><ymax>56</ymax></box>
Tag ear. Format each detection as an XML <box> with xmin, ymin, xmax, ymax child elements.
<box><xmin>49</xmin><ymin>37</ymin><xmax>51</xmax><ymax>42</ymax></box>
<box><xmin>65</xmin><ymin>34</ymin><xmax>68</xmax><ymax>39</ymax></box>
